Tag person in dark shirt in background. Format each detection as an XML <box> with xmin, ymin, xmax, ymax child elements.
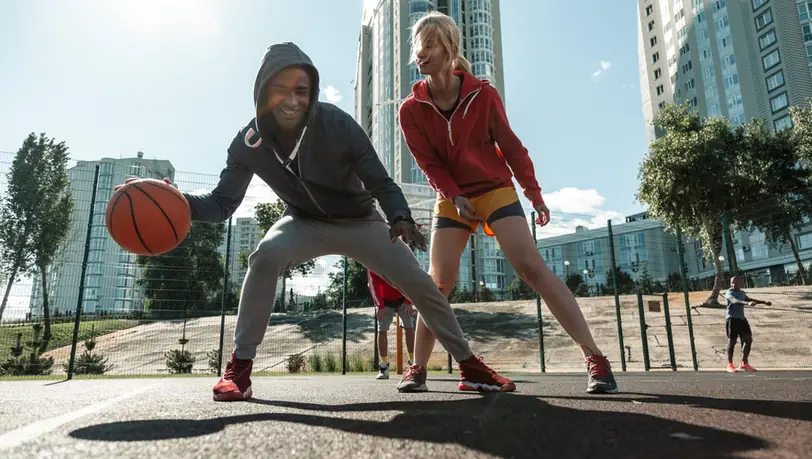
<box><xmin>724</xmin><ymin>275</ymin><xmax>771</xmax><ymax>373</ymax></box>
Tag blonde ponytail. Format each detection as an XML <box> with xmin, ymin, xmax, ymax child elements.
<box><xmin>454</xmin><ymin>55</ymin><xmax>472</xmax><ymax>74</ymax></box>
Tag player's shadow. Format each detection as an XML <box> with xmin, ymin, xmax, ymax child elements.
<box><xmin>69</xmin><ymin>393</ymin><xmax>769</xmax><ymax>458</ymax></box>
<box><xmin>545</xmin><ymin>392</ymin><xmax>812</xmax><ymax>422</ymax></box>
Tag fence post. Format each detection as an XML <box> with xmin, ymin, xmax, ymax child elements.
<box><xmin>721</xmin><ymin>213</ymin><xmax>738</xmax><ymax>274</ymax></box>
<box><xmin>341</xmin><ymin>256</ymin><xmax>348</xmax><ymax>375</ymax></box>
<box><xmin>531</xmin><ymin>211</ymin><xmax>546</xmax><ymax>373</ymax></box>
<box><xmin>67</xmin><ymin>164</ymin><xmax>100</xmax><ymax>380</ymax></box>
<box><xmin>217</xmin><ymin>217</ymin><xmax>233</xmax><ymax>376</ymax></box>
<box><xmin>676</xmin><ymin>227</ymin><xmax>699</xmax><ymax>371</ymax></box>
<box><xmin>607</xmin><ymin>220</ymin><xmax>627</xmax><ymax>372</ymax></box>
<box><xmin>636</xmin><ymin>291</ymin><xmax>650</xmax><ymax>371</ymax></box>
<box><xmin>662</xmin><ymin>292</ymin><xmax>677</xmax><ymax>371</ymax></box>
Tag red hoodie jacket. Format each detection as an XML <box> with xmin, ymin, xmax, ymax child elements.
<box><xmin>399</xmin><ymin>71</ymin><xmax>544</xmax><ymax>208</ymax></box>
<box><xmin>367</xmin><ymin>270</ymin><xmax>411</xmax><ymax>309</ymax></box>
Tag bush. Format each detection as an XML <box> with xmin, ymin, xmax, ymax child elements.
<box><xmin>349</xmin><ymin>352</ymin><xmax>374</xmax><ymax>372</ymax></box>
<box><xmin>0</xmin><ymin>353</ymin><xmax>54</xmax><ymax>376</ymax></box>
<box><xmin>206</xmin><ymin>349</ymin><xmax>221</xmax><ymax>374</ymax></box>
<box><xmin>308</xmin><ymin>353</ymin><xmax>323</xmax><ymax>372</ymax></box>
<box><xmin>165</xmin><ymin>349</ymin><xmax>195</xmax><ymax>374</ymax></box>
<box><xmin>324</xmin><ymin>353</ymin><xmax>339</xmax><ymax>372</ymax></box>
<box><xmin>287</xmin><ymin>354</ymin><xmax>307</xmax><ymax>373</ymax></box>
<box><xmin>63</xmin><ymin>337</ymin><xmax>112</xmax><ymax>375</ymax></box>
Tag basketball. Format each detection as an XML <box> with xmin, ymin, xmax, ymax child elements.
<box><xmin>105</xmin><ymin>178</ymin><xmax>192</xmax><ymax>256</ymax></box>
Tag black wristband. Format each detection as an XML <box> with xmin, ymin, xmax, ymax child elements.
<box><xmin>392</xmin><ymin>215</ymin><xmax>415</xmax><ymax>226</ymax></box>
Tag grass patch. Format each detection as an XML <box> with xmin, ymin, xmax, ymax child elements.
<box><xmin>0</xmin><ymin>319</ymin><xmax>139</xmax><ymax>362</ymax></box>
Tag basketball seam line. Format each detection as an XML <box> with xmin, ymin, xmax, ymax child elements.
<box><xmin>107</xmin><ymin>190</ymin><xmax>126</xmax><ymax>240</ymax></box>
<box><xmin>124</xmin><ymin>191</ymin><xmax>154</xmax><ymax>256</ymax></box>
<box><xmin>139</xmin><ymin>180</ymin><xmax>189</xmax><ymax>211</ymax></box>
<box><xmin>129</xmin><ymin>183</ymin><xmax>180</xmax><ymax>245</ymax></box>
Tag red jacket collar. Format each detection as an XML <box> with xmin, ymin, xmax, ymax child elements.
<box><xmin>411</xmin><ymin>70</ymin><xmax>488</xmax><ymax>104</ymax></box>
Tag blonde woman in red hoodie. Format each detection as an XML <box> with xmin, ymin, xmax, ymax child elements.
<box><xmin>397</xmin><ymin>11</ymin><xmax>618</xmax><ymax>395</ymax></box>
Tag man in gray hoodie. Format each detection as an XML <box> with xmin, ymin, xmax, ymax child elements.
<box><xmin>135</xmin><ymin>43</ymin><xmax>516</xmax><ymax>401</ymax></box>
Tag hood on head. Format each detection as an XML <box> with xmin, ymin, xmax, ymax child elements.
<box><xmin>253</xmin><ymin>42</ymin><xmax>320</xmax><ymax>121</ymax></box>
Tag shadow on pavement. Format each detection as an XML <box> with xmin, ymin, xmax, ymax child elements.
<box><xmin>545</xmin><ymin>392</ymin><xmax>812</xmax><ymax>422</ymax></box>
<box><xmin>69</xmin><ymin>394</ymin><xmax>770</xmax><ymax>458</ymax></box>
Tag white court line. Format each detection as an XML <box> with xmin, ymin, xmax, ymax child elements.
<box><xmin>0</xmin><ymin>382</ymin><xmax>160</xmax><ymax>452</ymax></box>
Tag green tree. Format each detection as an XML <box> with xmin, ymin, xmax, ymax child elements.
<box><xmin>565</xmin><ymin>273</ymin><xmax>585</xmax><ymax>293</ymax></box>
<box><xmin>637</xmin><ymin>267</ymin><xmax>654</xmax><ymax>294</ymax></box>
<box><xmin>0</xmin><ymin>133</ymin><xmax>73</xmax><ymax>354</ymax></box>
<box><xmin>605</xmin><ymin>267</ymin><xmax>635</xmax><ymax>295</ymax></box>
<box><xmin>737</xmin><ymin>117</ymin><xmax>812</xmax><ymax>284</ymax></box>
<box><xmin>136</xmin><ymin>221</ymin><xmax>226</xmax><ymax>314</ymax></box>
<box><xmin>254</xmin><ymin>199</ymin><xmax>316</xmax><ymax>311</ymax></box>
<box><xmin>508</xmin><ymin>276</ymin><xmax>535</xmax><ymax>300</ymax></box>
<box><xmin>326</xmin><ymin>258</ymin><xmax>371</xmax><ymax>308</ymax></box>
<box><xmin>667</xmin><ymin>272</ymin><xmax>683</xmax><ymax>291</ymax></box>
<box><xmin>637</xmin><ymin>102</ymin><xmax>746</xmax><ymax>305</ymax></box>
<box><xmin>478</xmin><ymin>285</ymin><xmax>495</xmax><ymax>302</ymax></box>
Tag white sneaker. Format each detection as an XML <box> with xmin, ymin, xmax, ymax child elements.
<box><xmin>376</xmin><ymin>362</ymin><xmax>389</xmax><ymax>380</ymax></box>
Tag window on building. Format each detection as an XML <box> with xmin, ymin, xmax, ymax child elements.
<box><xmin>752</xmin><ymin>0</ymin><xmax>768</xmax><ymax>10</ymax></box>
<box><xmin>722</xmin><ymin>54</ymin><xmax>736</xmax><ymax>68</ymax></box>
<box><xmin>800</xmin><ymin>2</ymin><xmax>812</xmax><ymax>21</ymax></box>
<box><xmin>762</xmin><ymin>49</ymin><xmax>780</xmax><ymax>70</ymax></box>
<box><xmin>654</xmin><ymin>68</ymin><xmax>662</xmax><ymax>79</ymax></box>
<box><xmin>759</xmin><ymin>29</ymin><xmax>777</xmax><ymax>50</ymax></box>
<box><xmin>713</xmin><ymin>0</ymin><xmax>726</xmax><ymax>12</ymax></box>
<box><xmin>755</xmin><ymin>9</ymin><xmax>772</xmax><ymax>30</ymax></box>
<box><xmin>803</xmin><ymin>24</ymin><xmax>812</xmax><ymax>42</ymax></box>
<box><xmin>648</xmin><ymin>20</ymin><xmax>655</xmax><ymax>31</ymax></box>
<box><xmin>650</xmin><ymin>36</ymin><xmax>658</xmax><ymax>47</ymax></box>
<box><xmin>646</xmin><ymin>5</ymin><xmax>654</xmax><ymax>16</ymax></box>
<box><xmin>686</xmin><ymin>78</ymin><xmax>695</xmax><ymax>90</ymax></box>
<box><xmin>770</xmin><ymin>92</ymin><xmax>789</xmax><ymax>113</ymax></box>
<box><xmin>680</xmin><ymin>43</ymin><xmax>690</xmax><ymax>54</ymax></box>
<box><xmin>774</xmin><ymin>115</ymin><xmax>793</xmax><ymax>132</ymax></box>
<box><xmin>659</xmin><ymin>101</ymin><xmax>666</xmax><ymax>110</ymax></box>
<box><xmin>682</xmin><ymin>60</ymin><xmax>693</xmax><ymax>73</ymax></box>
<box><xmin>656</xmin><ymin>85</ymin><xmax>664</xmax><ymax>96</ymax></box>
<box><xmin>766</xmin><ymin>70</ymin><xmax>785</xmax><ymax>92</ymax></box>
<box><xmin>715</xmin><ymin>16</ymin><xmax>729</xmax><ymax>32</ymax></box>
<box><xmin>652</xmin><ymin>52</ymin><xmax>660</xmax><ymax>64</ymax></box>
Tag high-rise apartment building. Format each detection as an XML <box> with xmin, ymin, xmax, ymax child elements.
<box><xmin>356</xmin><ymin>0</ymin><xmax>509</xmax><ymax>293</ymax></box>
<box><xmin>29</xmin><ymin>153</ymin><xmax>175</xmax><ymax>316</ymax></box>
<box><xmin>637</xmin><ymin>0</ymin><xmax>812</xmax><ymax>143</ymax></box>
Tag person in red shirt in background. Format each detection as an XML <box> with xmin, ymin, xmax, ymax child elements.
<box><xmin>368</xmin><ymin>269</ymin><xmax>416</xmax><ymax>380</ymax></box>
<box><xmin>397</xmin><ymin>11</ymin><xmax>617</xmax><ymax>394</ymax></box>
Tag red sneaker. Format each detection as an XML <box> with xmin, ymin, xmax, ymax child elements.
<box><xmin>213</xmin><ymin>353</ymin><xmax>253</xmax><ymax>402</ymax></box>
<box><xmin>458</xmin><ymin>355</ymin><xmax>516</xmax><ymax>392</ymax></box>
<box><xmin>739</xmin><ymin>362</ymin><xmax>757</xmax><ymax>372</ymax></box>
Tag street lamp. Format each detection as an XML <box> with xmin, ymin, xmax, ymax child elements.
<box><xmin>564</xmin><ymin>260</ymin><xmax>570</xmax><ymax>280</ymax></box>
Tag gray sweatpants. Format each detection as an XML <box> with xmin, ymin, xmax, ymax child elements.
<box><xmin>233</xmin><ymin>212</ymin><xmax>472</xmax><ymax>362</ymax></box>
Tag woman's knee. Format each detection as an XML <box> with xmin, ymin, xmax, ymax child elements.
<box><xmin>513</xmin><ymin>256</ymin><xmax>545</xmax><ymax>286</ymax></box>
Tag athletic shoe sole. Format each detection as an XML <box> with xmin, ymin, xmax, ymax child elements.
<box><xmin>213</xmin><ymin>387</ymin><xmax>253</xmax><ymax>402</ymax></box>
<box><xmin>586</xmin><ymin>386</ymin><xmax>619</xmax><ymax>394</ymax></box>
<box><xmin>397</xmin><ymin>383</ymin><xmax>428</xmax><ymax>393</ymax></box>
<box><xmin>458</xmin><ymin>381</ymin><xmax>516</xmax><ymax>392</ymax></box>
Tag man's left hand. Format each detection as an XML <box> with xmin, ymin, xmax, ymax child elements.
<box><xmin>389</xmin><ymin>219</ymin><xmax>427</xmax><ymax>251</ymax></box>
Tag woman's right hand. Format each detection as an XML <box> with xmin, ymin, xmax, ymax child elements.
<box><xmin>453</xmin><ymin>195</ymin><xmax>482</xmax><ymax>222</ymax></box>
<box><xmin>114</xmin><ymin>176</ymin><xmax>173</xmax><ymax>192</ymax></box>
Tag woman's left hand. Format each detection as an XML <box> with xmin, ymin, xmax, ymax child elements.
<box><xmin>534</xmin><ymin>203</ymin><xmax>550</xmax><ymax>227</ymax></box>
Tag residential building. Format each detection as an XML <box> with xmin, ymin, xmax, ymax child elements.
<box><xmin>535</xmin><ymin>214</ymin><xmax>684</xmax><ymax>293</ymax></box>
<box><xmin>637</xmin><ymin>0</ymin><xmax>812</xmax><ymax>142</ymax></box>
<box><xmin>356</xmin><ymin>0</ymin><xmax>509</xmax><ymax>294</ymax></box>
<box><xmin>29</xmin><ymin>153</ymin><xmax>175</xmax><ymax>316</ymax></box>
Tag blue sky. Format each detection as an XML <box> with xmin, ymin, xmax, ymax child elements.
<box><xmin>0</xmin><ymin>0</ymin><xmax>649</xmax><ymax>232</ymax></box>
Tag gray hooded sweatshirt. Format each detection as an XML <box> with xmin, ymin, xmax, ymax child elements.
<box><xmin>183</xmin><ymin>42</ymin><xmax>412</xmax><ymax>226</ymax></box>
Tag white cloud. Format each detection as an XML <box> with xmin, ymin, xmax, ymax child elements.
<box><xmin>288</xmin><ymin>255</ymin><xmax>341</xmax><ymax>296</ymax></box>
<box><xmin>533</xmin><ymin>188</ymin><xmax>625</xmax><ymax>240</ymax></box>
<box><xmin>621</xmin><ymin>83</ymin><xmax>636</xmax><ymax>89</ymax></box>
<box><xmin>231</xmin><ymin>176</ymin><xmax>278</xmax><ymax>219</ymax></box>
<box><xmin>591</xmin><ymin>61</ymin><xmax>612</xmax><ymax>79</ymax></box>
<box><xmin>321</xmin><ymin>85</ymin><xmax>343</xmax><ymax>104</ymax></box>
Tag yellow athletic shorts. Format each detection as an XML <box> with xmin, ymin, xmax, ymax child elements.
<box><xmin>433</xmin><ymin>187</ymin><xmax>525</xmax><ymax>236</ymax></box>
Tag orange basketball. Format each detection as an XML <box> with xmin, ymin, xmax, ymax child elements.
<box><xmin>105</xmin><ymin>178</ymin><xmax>192</xmax><ymax>256</ymax></box>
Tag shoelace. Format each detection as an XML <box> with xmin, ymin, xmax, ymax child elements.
<box><xmin>474</xmin><ymin>355</ymin><xmax>498</xmax><ymax>375</ymax></box>
<box><xmin>224</xmin><ymin>360</ymin><xmax>248</xmax><ymax>380</ymax></box>
<box><xmin>586</xmin><ymin>356</ymin><xmax>608</xmax><ymax>378</ymax></box>
<box><xmin>404</xmin><ymin>364</ymin><xmax>423</xmax><ymax>379</ymax></box>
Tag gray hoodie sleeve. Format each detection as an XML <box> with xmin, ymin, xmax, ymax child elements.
<box><xmin>183</xmin><ymin>149</ymin><xmax>253</xmax><ymax>223</ymax></box>
<box><xmin>347</xmin><ymin>118</ymin><xmax>412</xmax><ymax>225</ymax></box>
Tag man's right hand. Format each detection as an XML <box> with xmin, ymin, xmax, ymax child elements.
<box><xmin>453</xmin><ymin>195</ymin><xmax>482</xmax><ymax>222</ymax></box>
<box><xmin>114</xmin><ymin>177</ymin><xmax>172</xmax><ymax>192</ymax></box>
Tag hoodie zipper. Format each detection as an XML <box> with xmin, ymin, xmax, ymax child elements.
<box><xmin>416</xmin><ymin>88</ymin><xmax>482</xmax><ymax>146</ymax></box>
<box><xmin>270</xmin><ymin>125</ymin><xmax>329</xmax><ymax>216</ymax></box>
